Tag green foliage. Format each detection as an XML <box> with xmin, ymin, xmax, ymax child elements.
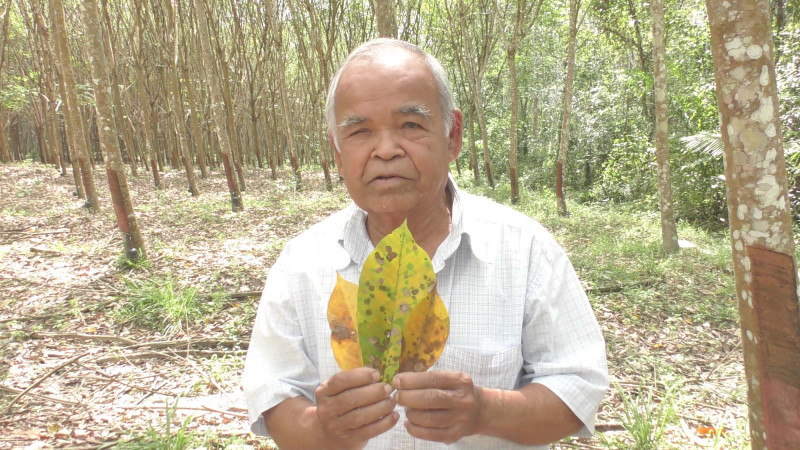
<box><xmin>115</xmin><ymin>398</ymin><xmax>197</xmax><ymax>450</ymax></box>
<box><xmin>116</xmin><ymin>276</ymin><xmax>201</xmax><ymax>337</ymax></box>
<box><xmin>117</xmin><ymin>251</ymin><xmax>152</xmax><ymax>271</ymax></box>
<box><xmin>585</xmin><ymin>132</ymin><xmax>658</xmax><ymax>205</ymax></box>
<box><xmin>610</xmin><ymin>379</ymin><xmax>680</xmax><ymax>449</ymax></box>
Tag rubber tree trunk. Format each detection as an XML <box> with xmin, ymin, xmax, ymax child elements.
<box><xmin>707</xmin><ymin>1</ymin><xmax>800</xmax><ymax>448</ymax></box>
<box><xmin>178</xmin><ymin>16</ymin><xmax>209</xmax><ymax>179</ymax></box>
<box><xmin>651</xmin><ymin>0</ymin><xmax>679</xmax><ymax>253</ymax></box>
<box><xmin>556</xmin><ymin>0</ymin><xmax>578</xmax><ymax>217</ymax></box>
<box><xmin>100</xmin><ymin>0</ymin><xmax>138</xmax><ymax>178</ymax></box>
<box><xmin>133</xmin><ymin>2</ymin><xmax>161</xmax><ymax>189</ymax></box>
<box><xmin>508</xmin><ymin>45</ymin><xmax>521</xmax><ymax>204</ymax></box>
<box><xmin>50</xmin><ymin>0</ymin><xmax>100</xmax><ymax>211</ymax></box>
<box><xmin>371</xmin><ymin>0</ymin><xmax>397</xmax><ymax>38</ymax></box>
<box><xmin>0</xmin><ymin>111</ymin><xmax>10</xmax><ymax>163</ymax></box>
<box><xmin>194</xmin><ymin>0</ymin><xmax>243</xmax><ymax>211</ymax></box>
<box><xmin>467</xmin><ymin>106</ymin><xmax>480</xmax><ymax>184</ymax></box>
<box><xmin>52</xmin><ymin>66</ymin><xmax>85</xmax><ymax>197</ymax></box>
<box><xmin>166</xmin><ymin>0</ymin><xmax>199</xmax><ymax>197</ymax></box>
<box><xmin>81</xmin><ymin>0</ymin><xmax>146</xmax><ymax>260</ymax></box>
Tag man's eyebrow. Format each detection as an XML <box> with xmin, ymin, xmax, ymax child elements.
<box><xmin>338</xmin><ymin>116</ymin><xmax>365</xmax><ymax>129</ymax></box>
<box><xmin>397</xmin><ymin>104</ymin><xmax>432</xmax><ymax>119</ymax></box>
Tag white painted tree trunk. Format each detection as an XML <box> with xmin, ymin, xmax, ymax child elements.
<box><xmin>706</xmin><ymin>0</ymin><xmax>800</xmax><ymax>447</ymax></box>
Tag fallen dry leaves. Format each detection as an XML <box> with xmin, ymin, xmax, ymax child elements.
<box><xmin>0</xmin><ymin>164</ymin><xmax>348</xmax><ymax>448</ymax></box>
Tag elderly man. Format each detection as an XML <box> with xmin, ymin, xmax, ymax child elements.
<box><xmin>242</xmin><ymin>38</ymin><xmax>608</xmax><ymax>449</ymax></box>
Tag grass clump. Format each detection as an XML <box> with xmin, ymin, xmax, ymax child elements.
<box><xmin>115</xmin><ymin>398</ymin><xmax>198</xmax><ymax>450</ymax></box>
<box><xmin>116</xmin><ymin>276</ymin><xmax>200</xmax><ymax>337</ymax></box>
<box><xmin>117</xmin><ymin>251</ymin><xmax>152</xmax><ymax>271</ymax></box>
<box><xmin>606</xmin><ymin>379</ymin><xmax>680</xmax><ymax>449</ymax></box>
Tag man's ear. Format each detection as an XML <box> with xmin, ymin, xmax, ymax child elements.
<box><xmin>329</xmin><ymin>133</ymin><xmax>342</xmax><ymax>169</ymax></box>
<box><xmin>447</xmin><ymin>110</ymin><xmax>463</xmax><ymax>163</ymax></box>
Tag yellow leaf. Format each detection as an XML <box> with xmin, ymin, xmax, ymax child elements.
<box><xmin>327</xmin><ymin>274</ymin><xmax>361</xmax><ymax>370</ymax></box>
<box><xmin>399</xmin><ymin>289</ymin><xmax>449</xmax><ymax>373</ymax></box>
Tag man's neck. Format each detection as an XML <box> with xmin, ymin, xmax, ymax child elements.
<box><xmin>365</xmin><ymin>189</ymin><xmax>453</xmax><ymax>259</ymax></box>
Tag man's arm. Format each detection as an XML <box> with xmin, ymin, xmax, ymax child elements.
<box><xmin>264</xmin><ymin>368</ymin><xmax>399</xmax><ymax>450</ymax></box>
<box><xmin>394</xmin><ymin>371</ymin><xmax>582</xmax><ymax>446</ymax></box>
<box><xmin>476</xmin><ymin>382</ymin><xmax>583</xmax><ymax>444</ymax></box>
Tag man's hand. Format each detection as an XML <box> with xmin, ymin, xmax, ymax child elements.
<box><xmin>314</xmin><ymin>367</ymin><xmax>399</xmax><ymax>449</ymax></box>
<box><xmin>393</xmin><ymin>371</ymin><xmax>483</xmax><ymax>445</ymax></box>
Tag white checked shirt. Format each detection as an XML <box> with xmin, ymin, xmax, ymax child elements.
<box><xmin>242</xmin><ymin>179</ymin><xmax>608</xmax><ymax>449</ymax></box>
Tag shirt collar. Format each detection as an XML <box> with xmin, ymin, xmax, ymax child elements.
<box><xmin>338</xmin><ymin>174</ymin><xmax>489</xmax><ymax>271</ymax></box>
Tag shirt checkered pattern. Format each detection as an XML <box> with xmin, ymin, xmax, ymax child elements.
<box><xmin>242</xmin><ymin>179</ymin><xmax>608</xmax><ymax>449</ymax></box>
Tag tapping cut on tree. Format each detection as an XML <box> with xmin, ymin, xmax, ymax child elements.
<box><xmin>327</xmin><ymin>221</ymin><xmax>449</xmax><ymax>385</ymax></box>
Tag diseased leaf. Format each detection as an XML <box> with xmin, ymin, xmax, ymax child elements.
<box><xmin>327</xmin><ymin>221</ymin><xmax>449</xmax><ymax>384</ymax></box>
<box><xmin>357</xmin><ymin>221</ymin><xmax>440</xmax><ymax>382</ymax></box>
<box><xmin>327</xmin><ymin>273</ymin><xmax>361</xmax><ymax>370</ymax></box>
<box><xmin>399</xmin><ymin>288</ymin><xmax>449</xmax><ymax>373</ymax></box>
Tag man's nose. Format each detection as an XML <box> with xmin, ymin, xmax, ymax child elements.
<box><xmin>371</xmin><ymin>129</ymin><xmax>405</xmax><ymax>160</ymax></box>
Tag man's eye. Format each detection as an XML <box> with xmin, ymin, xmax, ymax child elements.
<box><xmin>348</xmin><ymin>129</ymin><xmax>367</xmax><ymax>137</ymax></box>
<box><xmin>403</xmin><ymin>122</ymin><xmax>421</xmax><ymax>129</ymax></box>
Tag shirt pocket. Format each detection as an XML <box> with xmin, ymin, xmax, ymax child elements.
<box><xmin>432</xmin><ymin>344</ymin><xmax>523</xmax><ymax>390</ymax></box>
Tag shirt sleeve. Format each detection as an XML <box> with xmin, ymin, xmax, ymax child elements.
<box><xmin>241</xmin><ymin>249</ymin><xmax>320</xmax><ymax>437</ymax></box>
<box><xmin>520</xmin><ymin>242</ymin><xmax>609</xmax><ymax>438</ymax></box>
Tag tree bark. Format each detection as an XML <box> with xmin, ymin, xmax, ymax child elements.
<box><xmin>556</xmin><ymin>0</ymin><xmax>578</xmax><ymax>216</ymax></box>
<box><xmin>0</xmin><ymin>111</ymin><xmax>10</xmax><ymax>163</ymax></box>
<box><xmin>268</xmin><ymin>0</ymin><xmax>301</xmax><ymax>190</ymax></box>
<box><xmin>508</xmin><ymin>42</ymin><xmax>520</xmax><ymax>204</ymax></box>
<box><xmin>651</xmin><ymin>0</ymin><xmax>679</xmax><ymax>253</ymax></box>
<box><xmin>133</xmin><ymin>2</ymin><xmax>161</xmax><ymax>189</ymax></box>
<box><xmin>707</xmin><ymin>1</ymin><xmax>800</xmax><ymax>448</ymax></box>
<box><xmin>52</xmin><ymin>62</ymin><xmax>85</xmax><ymax>196</ymax></box>
<box><xmin>81</xmin><ymin>0</ymin><xmax>147</xmax><ymax>261</ymax></box>
<box><xmin>0</xmin><ymin>2</ymin><xmax>12</xmax><ymax>164</ymax></box>
<box><xmin>179</xmin><ymin>13</ymin><xmax>209</xmax><ymax>179</ymax></box>
<box><xmin>502</xmin><ymin>0</ymin><xmax>544</xmax><ymax>204</ymax></box>
<box><xmin>97</xmin><ymin>0</ymin><xmax>136</xmax><ymax>177</ymax></box>
<box><xmin>194</xmin><ymin>0</ymin><xmax>243</xmax><ymax>211</ymax></box>
<box><xmin>50</xmin><ymin>0</ymin><xmax>100</xmax><ymax>211</ymax></box>
<box><xmin>467</xmin><ymin>107</ymin><xmax>479</xmax><ymax>184</ymax></box>
<box><xmin>209</xmin><ymin>14</ymin><xmax>246</xmax><ymax>191</ymax></box>
<box><xmin>166</xmin><ymin>0</ymin><xmax>199</xmax><ymax>197</ymax></box>
<box><xmin>371</xmin><ymin>0</ymin><xmax>397</xmax><ymax>38</ymax></box>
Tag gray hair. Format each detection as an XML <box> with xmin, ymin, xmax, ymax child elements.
<box><xmin>325</xmin><ymin>38</ymin><xmax>456</xmax><ymax>149</ymax></box>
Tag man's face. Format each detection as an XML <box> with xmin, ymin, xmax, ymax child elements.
<box><xmin>331</xmin><ymin>51</ymin><xmax>462</xmax><ymax>222</ymax></box>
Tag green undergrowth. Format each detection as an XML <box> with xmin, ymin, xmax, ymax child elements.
<box><xmin>458</xmin><ymin>174</ymin><xmax>739</xmax><ymax>330</ymax></box>
<box><xmin>115</xmin><ymin>275</ymin><xmax>223</xmax><ymax>337</ymax></box>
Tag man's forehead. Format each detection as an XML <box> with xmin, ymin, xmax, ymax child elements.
<box><xmin>349</xmin><ymin>46</ymin><xmax>421</xmax><ymax>68</ymax></box>
<box><xmin>339</xmin><ymin>49</ymin><xmax>428</xmax><ymax>84</ymax></box>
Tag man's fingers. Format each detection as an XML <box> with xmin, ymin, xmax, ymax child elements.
<box><xmin>318</xmin><ymin>381</ymin><xmax>392</xmax><ymax>418</ymax></box>
<box><xmin>404</xmin><ymin>407</ymin><xmax>452</xmax><ymax>428</ymax></box>
<box><xmin>337</xmin><ymin>397</ymin><xmax>397</xmax><ymax>430</ymax></box>
<box><xmin>319</xmin><ymin>367</ymin><xmax>380</xmax><ymax>397</ymax></box>
<box><xmin>394</xmin><ymin>371</ymin><xmax>471</xmax><ymax>391</ymax></box>
<box><xmin>349</xmin><ymin>410</ymin><xmax>400</xmax><ymax>442</ymax></box>
<box><xmin>394</xmin><ymin>387</ymin><xmax>458</xmax><ymax>409</ymax></box>
<box><xmin>404</xmin><ymin>420</ymin><xmax>459</xmax><ymax>445</ymax></box>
